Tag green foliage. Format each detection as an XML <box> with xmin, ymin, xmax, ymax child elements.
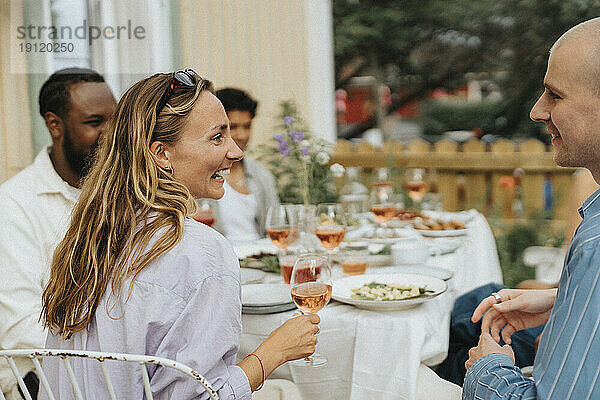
<box><xmin>421</xmin><ymin>99</ymin><xmax>503</xmax><ymax>136</ymax></box>
<box><xmin>333</xmin><ymin>0</ymin><xmax>600</xmax><ymax>139</ymax></box>
<box><xmin>492</xmin><ymin>218</ymin><xmax>564</xmax><ymax>288</ymax></box>
<box><xmin>256</xmin><ymin>101</ymin><xmax>338</xmax><ymax>205</ymax></box>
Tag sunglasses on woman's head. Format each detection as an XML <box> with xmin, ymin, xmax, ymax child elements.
<box><xmin>155</xmin><ymin>69</ymin><xmax>198</xmax><ymax>115</ymax></box>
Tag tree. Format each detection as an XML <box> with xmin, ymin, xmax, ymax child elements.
<box><xmin>333</xmin><ymin>0</ymin><xmax>600</xmax><ymax>140</ymax></box>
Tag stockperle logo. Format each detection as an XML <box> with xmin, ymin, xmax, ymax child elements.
<box><xmin>16</xmin><ymin>20</ymin><xmax>146</xmax><ymax>46</ymax></box>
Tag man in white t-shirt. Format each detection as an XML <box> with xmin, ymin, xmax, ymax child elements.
<box><xmin>0</xmin><ymin>68</ymin><xmax>116</xmax><ymax>399</ymax></box>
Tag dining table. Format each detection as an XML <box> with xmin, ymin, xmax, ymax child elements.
<box><xmin>235</xmin><ymin>210</ymin><xmax>503</xmax><ymax>400</ymax></box>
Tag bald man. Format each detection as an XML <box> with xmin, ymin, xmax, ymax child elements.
<box><xmin>462</xmin><ymin>18</ymin><xmax>600</xmax><ymax>399</ymax></box>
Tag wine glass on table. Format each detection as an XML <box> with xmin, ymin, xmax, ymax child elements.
<box><xmin>266</xmin><ymin>205</ymin><xmax>297</xmax><ymax>249</ymax></box>
<box><xmin>404</xmin><ymin>168</ymin><xmax>427</xmax><ymax>202</ymax></box>
<box><xmin>290</xmin><ymin>254</ymin><xmax>332</xmax><ymax>366</ymax></box>
<box><xmin>369</xmin><ymin>184</ymin><xmax>396</xmax><ymax>225</ymax></box>
<box><xmin>370</xmin><ymin>203</ymin><xmax>397</xmax><ymax>224</ymax></box>
<box><xmin>192</xmin><ymin>200</ymin><xmax>216</xmax><ymax>227</ymax></box>
<box><xmin>315</xmin><ymin>203</ymin><xmax>346</xmax><ymax>254</ymax></box>
<box><xmin>266</xmin><ymin>206</ymin><xmax>298</xmax><ymax>282</ymax></box>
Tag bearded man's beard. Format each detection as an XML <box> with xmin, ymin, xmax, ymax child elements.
<box><xmin>63</xmin><ymin>129</ymin><xmax>97</xmax><ymax>178</ymax></box>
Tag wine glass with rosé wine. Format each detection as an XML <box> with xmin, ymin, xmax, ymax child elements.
<box><xmin>315</xmin><ymin>203</ymin><xmax>346</xmax><ymax>253</ymax></box>
<box><xmin>369</xmin><ymin>184</ymin><xmax>397</xmax><ymax>225</ymax></box>
<box><xmin>370</xmin><ymin>203</ymin><xmax>397</xmax><ymax>224</ymax></box>
<box><xmin>289</xmin><ymin>254</ymin><xmax>331</xmax><ymax>366</ymax></box>
<box><xmin>265</xmin><ymin>205</ymin><xmax>298</xmax><ymax>250</ymax></box>
<box><xmin>192</xmin><ymin>200</ymin><xmax>216</xmax><ymax>227</ymax></box>
<box><xmin>404</xmin><ymin>168</ymin><xmax>428</xmax><ymax>203</ymax></box>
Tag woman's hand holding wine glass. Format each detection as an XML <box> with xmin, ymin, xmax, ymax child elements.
<box><xmin>240</xmin><ymin>313</ymin><xmax>319</xmax><ymax>391</ymax></box>
<box><xmin>289</xmin><ymin>254</ymin><xmax>332</xmax><ymax>366</ymax></box>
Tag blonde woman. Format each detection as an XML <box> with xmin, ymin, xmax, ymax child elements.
<box><xmin>41</xmin><ymin>70</ymin><xmax>319</xmax><ymax>399</ymax></box>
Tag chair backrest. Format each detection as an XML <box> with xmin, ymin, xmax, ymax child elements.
<box><xmin>0</xmin><ymin>349</ymin><xmax>219</xmax><ymax>400</ymax></box>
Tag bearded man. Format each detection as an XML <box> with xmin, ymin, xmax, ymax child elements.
<box><xmin>0</xmin><ymin>68</ymin><xmax>116</xmax><ymax>399</ymax></box>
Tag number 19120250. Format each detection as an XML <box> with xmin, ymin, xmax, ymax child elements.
<box><xmin>19</xmin><ymin>42</ymin><xmax>74</xmax><ymax>53</ymax></box>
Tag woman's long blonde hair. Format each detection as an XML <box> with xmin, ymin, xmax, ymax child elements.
<box><xmin>42</xmin><ymin>72</ymin><xmax>213</xmax><ymax>338</ymax></box>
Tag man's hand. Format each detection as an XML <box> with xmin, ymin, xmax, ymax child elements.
<box><xmin>465</xmin><ymin>333</ymin><xmax>515</xmax><ymax>371</ymax></box>
<box><xmin>471</xmin><ymin>288</ymin><xmax>556</xmax><ymax>344</ymax></box>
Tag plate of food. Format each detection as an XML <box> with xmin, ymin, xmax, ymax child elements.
<box><xmin>359</xmin><ymin>227</ymin><xmax>422</xmax><ymax>244</ymax></box>
<box><xmin>332</xmin><ymin>273</ymin><xmax>447</xmax><ymax>311</ymax></box>
<box><xmin>413</xmin><ymin>217</ymin><xmax>468</xmax><ymax>237</ymax></box>
<box><xmin>373</xmin><ymin>265</ymin><xmax>453</xmax><ymax>281</ymax></box>
<box><xmin>422</xmin><ymin>210</ymin><xmax>475</xmax><ymax>224</ymax></box>
<box><xmin>416</xmin><ymin>228</ymin><xmax>468</xmax><ymax>237</ymax></box>
<box><xmin>394</xmin><ymin>209</ymin><xmax>429</xmax><ymax>222</ymax></box>
<box><xmin>239</xmin><ymin>252</ymin><xmax>280</xmax><ymax>273</ymax></box>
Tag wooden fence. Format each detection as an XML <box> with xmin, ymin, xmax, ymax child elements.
<box><xmin>331</xmin><ymin>138</ymin><xmax>576</xmax><ymax>222</ymax></box>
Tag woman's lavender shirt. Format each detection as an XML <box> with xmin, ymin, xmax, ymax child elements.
<box><xmin>42</xmin><ymin>218</ymin><xmax>252</xmax><ymax>400</ymax></box>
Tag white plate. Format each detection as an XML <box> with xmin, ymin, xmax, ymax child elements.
<box><xmin>368</xmin><ymin>254</ymin><xmax>392</xmax><ymax>267</ymax></box>
<box><xmin>373</xmin><ymin>265</ymin><xmax>453</xmax><ymax>281</ymax></box>
<box><xmin>242</xmin><ymin>303</ymin><xmax>297</xmax><ymax>314</ymax></box>
<box><xmin>427</xmin><ymin>238</ymin><xmax>462</xmax><ymax>255</ymax></box>
<box><xmin>422</xmin><ymin>211</ymin><xmax>475</xmax><ymax>223</ymax></box>
<box><xmin>241</xmin><ymin>268</ymin><xmax>266</xmax><ymax>285</ymax></box>
<box><xmin>415</xmin><ymin>228</ymin><xmax>468</xmax><ymax>237</ymax></box>
<box><xmin>348</xmin><ymin>226</ymin><xmax>421</xmax><ymax>243</ymax></box>
<box><xmin>242</xmin><ymin>283</ymin><xmax>292</xmax><ymax>307</ymax></box>
<box><xmin>360</xmin><ymin>228</ymin><xmax>422</xmax><ymax>244</ymax></box>
<box><xmin>362</xmin><ymin>236</ymin><xmax>422</xmax><ymax>245</ymax></box>
<box><xmin>332</xmin><ymin>273</ymin><xmax>447</xmax><ymax>311</ymax></box>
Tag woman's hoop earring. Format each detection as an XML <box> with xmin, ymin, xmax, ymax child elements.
<box><xmin>162</xmin><ymin>165</ymin><xmax>174</xmax><ymax>175</ymax></box>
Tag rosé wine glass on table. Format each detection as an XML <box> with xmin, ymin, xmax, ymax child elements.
<box><xmin>289</xmin><ymin>254</ymin><xmax>331</xmax><ymax>366</ymax></box>
<box><xmin>265</xmin><ymin>205</ymin><xmax>297</xmax><ymax>250</ymax></box>
<box><xmin>370</xmin><ymin>203</ymin><xmax>397</xmax><ymax>224</ymax></box>
<box><xmin>340</xmin><ymin>241</ymin><xmax>368</xmax><ymax>275</ymax></box>
<box><xmin>315</xmin><ymin>203</ymin><xmax>346</xmax><ymax>253</ymax></box>
<box><xmin>404</xmin><ymin>168</ymin><xmax>427</xmax><ymax>202</ymax></box>
<box><xmin>278</xmin><ymin>251</ymin><xmax>299</xmax><ymax>284</ymax></box>
<box><xmin>369</xmin><ymin>183</ymin><xmax>396</xmax><ymax>224</ymax></box>
<box><xmin>192</xmin><ymin>200</ymin><xmax>216</xmax><ymax>227</ymax></box>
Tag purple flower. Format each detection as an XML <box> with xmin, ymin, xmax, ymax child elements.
<box><xmin>301</xmin><ymin>147</ymin><xmax>309</xmax><ymax>156</ymax></box>
<box><xmin>278</xmin><ymin>142</ymin><xmax>291</xmax><ymax>156</ymax></box>
<box><xmin>284</xmin><ymin>116</ymin><xmax>294</xmax><ymax>126</ymax></box>
<box><xmin>274</xmin><ymin>133</ymin><xmax>284</xmax><ymax>142</ymax></box>
<box><xmin>290</xmin><ymin>130</ymin><xmax>305</xmax><ymax>143</ymax></box>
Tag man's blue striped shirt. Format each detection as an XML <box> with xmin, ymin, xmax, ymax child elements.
<box><xmin>463</xmin><ymin>188</ymin><xmax>600</xmax><ymax>399</ymax></box>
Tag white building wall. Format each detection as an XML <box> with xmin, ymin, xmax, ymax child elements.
<box><xmin>179</xmin><ymin>0</ymin><xmax>336</xmax><ymax>150</ymax></box>
<box><xmin>1</xmin><ymin>0</ymin><xmax>336</xmax><ymax>182</ymax></box>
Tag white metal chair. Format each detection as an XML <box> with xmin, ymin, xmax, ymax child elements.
<box><xmin>0</xmin><ymin>349</ymin><xmax>219</xmax><ymax>400</ymax></box>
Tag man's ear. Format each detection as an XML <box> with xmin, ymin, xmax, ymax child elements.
<box><xmin>44</xmin><ymin>112</ymin><xmax>64</xmax><ymax>140</ymax></box>
<box><xmin>149</xmin><ymin>141</ymin><xmax>172</xmax><ymax>170</ymax></box>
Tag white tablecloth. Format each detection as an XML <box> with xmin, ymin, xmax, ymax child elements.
<box><xmin>237</xmin><ymin>211</ymin><xmax>502</xmax><ymax>400</ymax></box>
